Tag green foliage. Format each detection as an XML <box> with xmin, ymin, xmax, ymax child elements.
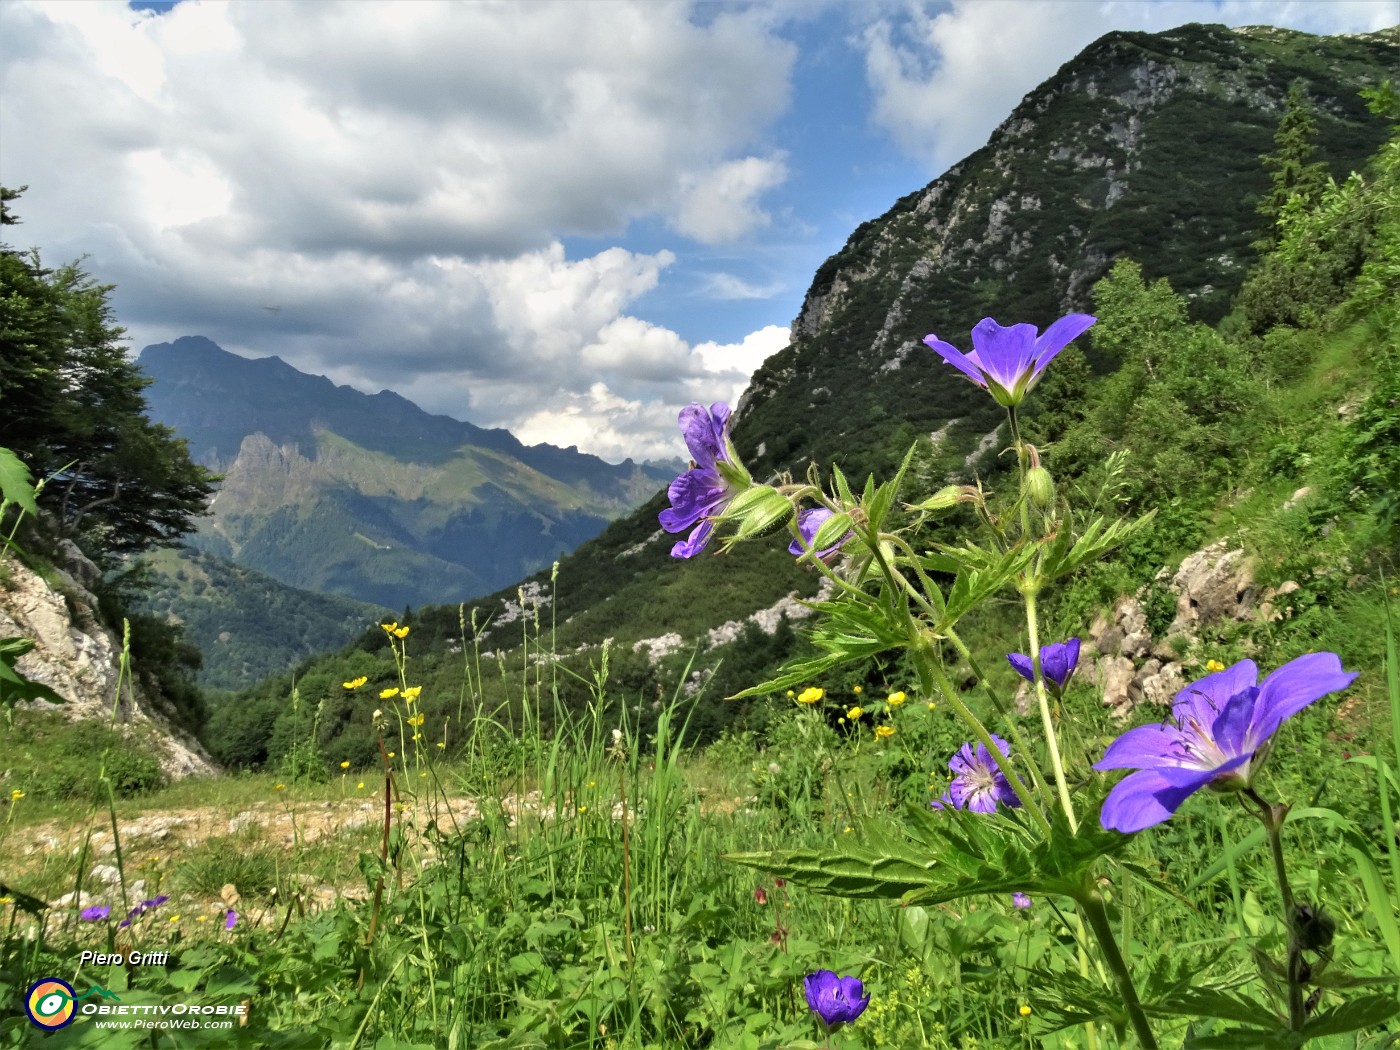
<box><xmin>1254</xmin><ymin>80</ymin><xmax>1332</xmax><ymax>249</ymax></box>
<box><xmin>2</xmin><ymin>712</ymin><xmax>166</xmax><ymax>801</ymax></box>
<box><xmin>0</xmin><ymin>194</ymin><xmax>215</xmax><ymax>561</ymax></box>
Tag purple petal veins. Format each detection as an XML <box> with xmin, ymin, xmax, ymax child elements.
<box><xmin>923</xmin><ymin>314</ymin><xmax>1095</xmax><ymax>407</ymax></box>
<box><xmin>1096</xmin><ymin>654</ymin><xmax>1357</xmax><ymax>832</ymax></box>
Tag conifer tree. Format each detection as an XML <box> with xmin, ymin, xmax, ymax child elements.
<box><xmin>1254</xmin><ymin>80</ymin><xmax>1330</xmax><ymax>250</ymax></box>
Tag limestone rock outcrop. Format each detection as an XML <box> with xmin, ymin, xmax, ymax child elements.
<box><xmin>0</xmin><ymin>541</ymin><xmax>215</xmax><ymax>778</ymax></box>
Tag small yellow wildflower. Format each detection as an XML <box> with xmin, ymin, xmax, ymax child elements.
<box><xmin>342</xmin><ymin>676</ymin><xmax>367</xmax><ymax>690</ymax></box>
<box><xmin>381</xmin><ymin>622</ymin><xmax>398</xmax><ymax>634</ymax></box>
<box><xmin>169</xmin><ymin>914</ymin><xmax>181</xmax><ymax>923</ymax></box>
<box><xmin>340</xmin><ymin>761</ymin><xmax>350</xmax><ymax>769</ymax></box>
<box><xmin>587</xmin><ymin>781</ymin><xmax>596</xmax><ymax>788</ymax></box>
<box><xmin>843</xmin><ymin>826</ymin><xmax>852</xmax><ymax>833</ymax></box>
<box><xmin>393</xmin><ymin>626</ymin><xmax>410</xmax><ymax>639</ymax></box>
<box><xmin>412</xmin><ymin>733</ymin><xmax>423</xmax><ymax>742</ymax></box>
<box><xmin>887</xmin><ymin>691</ymin><xmax>906</xmax><ymax>706</ymax></box>
<box><xmin>875</xmin><ymin>725</ymin><xmax>895</xmax><ymax>739</ymax></box>
<box><xmin>357</xmin><ymin>781</ymin><xmax>365</xmax><ymax>790</ymax></box>
<box><xmin>1206</xmin><ymin>659</ymin><xmax>1226</xmax><ymax>673</ymax></box>
<box><xmin>10</xmin><ymin>789</ymin><xmax>24</xmax><ymax>801</ymax></box>
<box><xmin>407</xmin><ymin>713</ymin><xmax>425</xmax><ymax>727</ymax></box>
<box><xmin>402</xmin><ymin>686</ymin><xmax>422</xmax><ymax>702</ymax></box>
<box><xmin>927</xmin><ymin>701</ymin><xmax>936</xmax><ymax>710</ymax></box>
<box><xmin>436</xmin><ymin>741</ymin><xmax>446</xmax><ymax>749</ymax></box>
<box><xmin>1019</xmin><ymin>1005</ymin><xmax>1032</xmax><ymax>1017</ymax></box>
<box><xmin>195</xmin><ymin>915</ymin><xmax>208</xmax><ymax>923</ymax></box>
<box><xmin>853</xmin><ymin>685</ymin><xmax>863</xmax><ymax>694</ymax></box>
<box><xmin>786</xmin><ymin>689</ymin><xmax>795</xmax><ymax>697</ymax></box>
<box><xmin>577</xmin><ymin>806</ymin><xmax>587</xmax><ymax>813</ymax></box>
<box><xmin>797</xmin><ymin>686</ymin><xmax>824</xmax><ymax>704</ymax></box>
<box><xmin>419</xmin><ymin>771</ymin><xmax>427</xmax><ymax>778</ymax></box>
<box><xmin>379</xmin><ymin>687</ymin><xmax>400</xmax><ymax>699</ymax></box>
<box><xmin>846</xmin><ymin>706</ymin><xmax>864</xmax><ymax>720</ymax></box>
<box><xmin>273</xmin><ymin>783</ymin><xmax>286</xmax><ymax>792</ymax></box>
<box><xmin>387</xmin><ymin>751</ymin><xmax>396</xmax><ymax>758</ymax></box>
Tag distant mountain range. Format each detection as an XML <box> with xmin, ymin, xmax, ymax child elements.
<box><xmin>138</xmin><ymin>336</ymin><xmax>675</xmax><ymax>609</ymax></box>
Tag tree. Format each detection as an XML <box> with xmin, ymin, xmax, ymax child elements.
<box><xmin>0</xmin><ymin>188</ymin><xmax>216</xmax><ymax>560</ymax></box>
<box><xmin>1254</xmin><ymin>81</ymin><xmax>1330</xmax><ymax>251</ymax></box>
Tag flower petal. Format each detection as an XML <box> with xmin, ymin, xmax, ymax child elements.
<box><xmin>659</xmin><ymin>470</ymin><xmax>726</xmax><ymax>532</ymax></box>
<box><xmin>676</xmin><ymin>402</ymin><xmax>728</xmax><ymax>470</ymax></box>
<box><xmin>1006</xmin><ymin>652</ymin><xmax>1034</xmax><ymax>683</ymax></box>
<box><xmin>1173</xmin><ymin>660</ymin><xmax>1258</xmax><ymax>726</ymax></box>
<box><xmin>1099</xmin><ymin>768</ymin><xmax>1203</xmax><ymax>833</ymax></box>
<box><xmin>1211</xmin><ymin>688</ymin><xmax>1257</xmax><ymax>757</ymax></box>
<box><xmin>969</xmin><ymin>318</ymin><xmax>1038</xmax><ymax>390</ymax></box>
<box><xmin>1249</xmin><ymin>652</ymin><xmax>1359</xmax><ymax>748</ymax></box>
<box><xmin>923</xmin><ymin>335</ymin><xmax>987</xmax><ymax>385</ymax></box>
<box><xmin>669</xmin><ymin>519</ymin><xmax>714</xmax><ymax>559</ymax></box>
<box><xmin>1030</xmin><ymin>313</ymin><xmax>1096</xmax><ymax>376</ymax></box>
<box><xmin>1094</xmin><ymin>723</ymin><xmax>1185</xmax><ymax>771</ymax></box>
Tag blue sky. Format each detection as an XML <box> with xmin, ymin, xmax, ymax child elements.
<box><xmin>2</xmin><ymin>0</ymin><xmax>1395</xmax><ymax>461</ymax></box>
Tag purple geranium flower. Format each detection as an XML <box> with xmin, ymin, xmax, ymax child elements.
<box><xmin>80</xmin><ymin>905</ymin><xmax>111</xmax><ymax>921</ymax></box>
<box><xmin>1095</xmin><ymin>654</ymin><xmax>1357</xmax><ymax>833</ymax></box>
<box><xmin>118</xmin><ymin>894</ymin><xmax>170</xmax><ymax>928</ymax></box>
<box><xmin>804</xmin><ymin>970</ymin><xmax>870</xmax><ymax>1028</ymax></box>
<box><xmin>224</xmin><ymin>909</ymin><xmax>238</xmax><ymax>930</ymax></box>
<box><xmin>659</xmin><ymin>402</ymin><xmax>748</xmax><ymax>558</ymax></box>
<box><xmin>1012</xmin><ymin>892</ymin><xmax>1032</xmax><ymax>909</ymax></box>
<box><xmin>923</xmin><ymin>314</ymin><xmax>1096</xmax><ymax>408</ymax></box>
<box><xmin>788</xmin><ymin>507</ymin><xmax>850</xmax><ymax>560</ymax></box>
<box><xmin>933</xmin><ymin>734</ymin><xmax>1022</xmax><ymax>813</ymax></box>
<box><xmin>1008</xmin><ymin>638</ymin><xmax>1081</xmax><ymax>693</ymax></box>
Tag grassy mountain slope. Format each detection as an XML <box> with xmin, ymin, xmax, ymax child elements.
<box><xmin>206</xmin><ymin>24</ymin><xmax>1399</xmax><ymax>773</ymax></box>
<box><xmin>139</xmin><ymin>337</ymin><xmax>673</xmax><ymax>608</ymax></box>
<box><xmin>139</xmin><ymin>546</ymin><xmax>389</xmax><ymax>692</ymax></box>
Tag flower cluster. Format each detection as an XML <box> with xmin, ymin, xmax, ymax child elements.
<box><xmin>659</xmin><ymin>402</ymin><xmax>749</xmax><ymax>558</ymax></box>
<box><xmin>1008</xmin><ymin>638</ymin><xmax>1080</xmax><ymax>694</ymax></box>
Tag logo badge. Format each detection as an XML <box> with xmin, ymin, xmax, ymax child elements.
<box><xmin>25</xmin><ymin>978</ymin><xmax>78</xmax><ymax>1030</ymax></box>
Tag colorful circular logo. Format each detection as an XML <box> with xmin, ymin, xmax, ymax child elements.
<box><xmin>25</xmin><ymin>978</ymin><xmax>77</xmax><ymax>1030</ymax></box>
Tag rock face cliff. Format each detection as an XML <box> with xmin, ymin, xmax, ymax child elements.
<box><xmin>0</xmin><ymin>538</ymin><xmax>214</xmax><ymax>778</ymax></box>
<box><xmin>735</xmin><ymin>23</ymin><xmax>1396</xmax><ymax>478</ymax></box>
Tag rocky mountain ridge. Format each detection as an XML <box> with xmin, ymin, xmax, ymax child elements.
<box><xmin>139</xmin><ymin>337</ymin><xmax>673</xmax><ymax>609</ymax></box>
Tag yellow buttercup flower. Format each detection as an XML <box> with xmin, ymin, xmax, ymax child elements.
<box><xmin>846</xmin><ymin>706</ymin><xmax>864</xmax><ymax>720</ymax></box>
<box><xmin>887</xmin><ymin>691</ymin><xmax>906</xmax><ymax>706</ymax></box>
<box><xmin>875</xmin><ymin>725</ymin><xmax>895</xmax><ymax>739</ymax></box>
<box><xmin>1019</xmin><ymin>1005</ymin><xmax>1032</xmax><ymax>1017</ymax></box>
<box><xmin>407</xmin><ymin>713</ymin><xmax>425</xmax><ymax>727</ymax></box>
<box><xmin>402</xmin><ymin>686</ymin><xmax>422</xmax><ymax>702</ymax></box>
<box><xmin>436</xmin><ymin>742</ymin><xmax>446</xmax><ymax>749</ymax></box>
<box><xmin>379</xmin><ymin>687</ymin><xmax>400</xmax><ymax>699</ymax></box>
<box><xmin>786</xmin><ymin>689</ymin><xmax>795</xmax><ymax>697</ymax></box>
<box><xmin>387</xmin><ymin>751</ymin><xmax>396</xmax><ymax>759</ymax></box>
<box><xmin>797</xmin><ymin>687</ymin><xmax>824</xmax><ymax>704</ymax></box>
<box><xmin>1206</xmin><ymin>659</ymin><xmax>1226</xmax><ymax>673</ymax></box>
<box><xmin>10</xmin><ymin>789</ymin><xmax>24</xmax><ymax>801</ymax></box>
<box><xmin>853</xmin><ymin>685</ymin><xmax>863</xmax><ymax>694</ymax></box>
<box><xmin>342</xmin><ymin>676</ymin><xmax>367</xmax><ymax>690</ymax></box>
<box><xmin>339</xmin><ymin>761</ymin><xmax>350</xmax><ymax>769</ymax></box>
<box><xmin>273</xmin><ymin>783</ymin><xmax>286</xmax><ymax>792</ymax></box>
<box><xmin>357</xmin><ymin>781</ymin><xmax>365</xmax><ymax>790</ymax></box>
<box><xmin>381</xmin><ymin>622</ymin><xmax>398</xmax><ymax>634</ymax></box>
<box><xmin>393</xmin><ymin>626</ymin><xmax>410</xmax><ymax>639</ymax></box>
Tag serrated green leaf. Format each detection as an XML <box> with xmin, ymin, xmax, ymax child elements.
<box><xmin>1038</xmin><ymin>509</ymin><xmax>1157</xmax><ymax>582</ymax></box>
<box><xmin>726</xmin><ymin>795</ymin><xmax>1128</xmax><ymax>905</ymax></box>
<box><xmin>1145</xmin><ymin>988</ymin><xmax>1279</xmax><ymax>1027</ymax></box>
<box><xmin>1303</xmin><ymin>995</ymin><xmax>1400</xmax><ymax>1038</ymax></box>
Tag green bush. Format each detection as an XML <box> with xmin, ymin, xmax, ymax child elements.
<box><xmin>3</xmin><ymin>713</ymin><xmax>166</xmax><ymax>802</ymax></box>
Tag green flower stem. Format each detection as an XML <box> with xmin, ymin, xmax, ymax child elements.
<box><xmin>1023</xmin><ymin>586</ymin><xmax>1079</xmax><ymax>832</ymax></box>
<box><xmin>944</xmin><ymin>627</ymin><xmax>1054</xmax><ymax>803</ymax></box>
<box><xmin>915</xmin><ymin>639</ymin><xmax>1054</xmax><ymax>839</ymax></box>
<box><xmin>1076</xmin><ymin>885</ymin><xmax>1159</xmax><ymax>1049</ymax></box>
<box><xmin>1246</xmin><ymin>788</ymin><xmax>1306</xmax><ymax>1030</ymax></box>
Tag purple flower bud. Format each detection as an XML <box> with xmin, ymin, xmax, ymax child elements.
<box><xmin>1012</xmin><ymin>893</ymin><xmax>1032</xmax><ymax>909</ymax></box>
<box><xmin>1007</xmin><ymin>638</ymin><xmax>1080</xmax><ymax>692</ymax></box>
<box><xmin>80</xmin><ymin>905</ymin><xmax>111</xmax><ymax>921</ymax></box>
<box><xmin>225</xmin><ymin>909</ymin><xmax>238</xmax><ymax>930</ymax></box>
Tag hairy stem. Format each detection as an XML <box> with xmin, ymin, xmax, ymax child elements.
<box><xmin>1024</xmin><ymin>588</ymin><xmax>1078</xmax><ymax>831</ymax></box>
<box><xmin>1077</xmin><ymin>886</ymin><xmax>1159</xmax><ymax>1049</ymax></box>
<box><xmin>1246</xmin><ymin>789</ymin><xmax>1306</xmax><ymax>1030</ymax></box>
